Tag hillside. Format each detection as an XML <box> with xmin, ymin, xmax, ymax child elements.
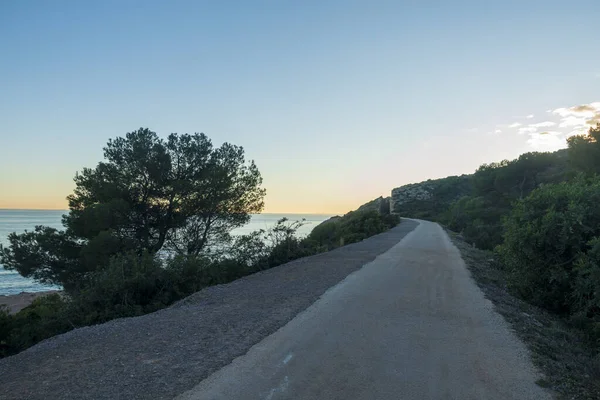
<box><xmin>390</xmin><ymin>175</ymin><xmax>472</xmax><ymax>219</ymax></box>
<box><xmin>390</xmin><ymin>148</ymin><xmax>569</xmax><ymax>249</ymax></box>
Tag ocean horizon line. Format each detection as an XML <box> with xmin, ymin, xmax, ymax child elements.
<box><xmin>0</xmin><ymin>209</ymin><xmax>337</xmax><ymax>216</ymax></box>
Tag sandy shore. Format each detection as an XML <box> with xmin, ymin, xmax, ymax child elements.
<box><xmin>0</xmin><ymin>291</ymin><xmax>61</xmax><ymax>314</ymax></box>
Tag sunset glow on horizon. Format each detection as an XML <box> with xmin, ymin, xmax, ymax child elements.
<box><xmin>2</xmin><ymin>2</ymin><xmax>599</xmax><ymax>213</ymax></box>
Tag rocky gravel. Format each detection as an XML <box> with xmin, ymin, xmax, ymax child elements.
<box><xmin>0</xmin><ymin>220</ymin><xmax>417</xmax><ymax>400</ymax></box>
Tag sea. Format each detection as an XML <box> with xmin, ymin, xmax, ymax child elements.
<box><xmin>0</xmin><ymin>210</ymin><xmax>332</xmax><ymax>295</ymax></box>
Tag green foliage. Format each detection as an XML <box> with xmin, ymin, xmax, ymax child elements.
<box><xmin>399</xmin><ymin>126</ymin><xmax>600</xmax><ymax>341</ymax></box>
<box><xmin>446</xmin><ymin>196</ymin><xmax>505</xmax><ymax>249</ymax></box>
<box><xmin>0</xmin><ymin>128</ymin><xmax>265</xmax><ymax>293</ymax></box>
<box><xmin>356</xmin><ymin>196</ymin><xmax>391</xmax><ymax>215</ymax></box>
<box><xmin>0</xmin><ymin>227</ymin><xmax>83</xmax><ymax>292</ymax></box>
<box><xmin>395</xmin><ymin>175</ymin><xmax>473</xmax><ymax>220</ymax></box>
<box><xmin>472</xmin><ymin>151</ymin><xmax>567</xmax><ymax>200</ymax></box>
<box><xmin>0</xmin><ymin>210</ymin><xmax>401</xmax><ymax>358</ymax></box>
<box><xmin>0</xmin><ymin>124</ymin><xmax>404</xmax><ymax>359</ymax></box>
<box><xmin>568</xmin><ymin>124</ymin><xmax>600</xmax><ymax>175</ymax></box>
<box><xmin>225</xmin><ymin>218</ymin><xmax>317</xmax><ymax>270</ymax></box>
<box><xmin>572</xmin><ymin>238</ymin><xmax>600</xmax><ymax>326</ymax></box>
<box><xmin>71</xmin><ymin>252</ymin><xmax>170</xmax><ymax>323</ymax></box>
<box><xmin>391</xmin><ymin>150</ymin><xmax>568</xmax><ymax>250</ymax></box>
<box><xmin>307</xmin><ymin>210</ymin><xmax>399</xmax><ymax>250</ymax></box>
<box><xmin>498</xmin><ymin>176</ymin><xmax>600</xmax><ymax>317</ymax></box>
<box><xmin>441</xmin><ymin>150</ymin><xmax>569</xmax><ymax>249</ymax></box>
<box><xmin>0</xmin><ymin>294</ymin><xmax>72</xmax><ymax>358</ymax></box>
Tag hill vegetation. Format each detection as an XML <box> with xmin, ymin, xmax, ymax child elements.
<box><xmin>0</xmin><ymin>128</ymin><xmax>399</xmax><ymax>358</ymax></box>
<box><xmin>394</xmin><ymin>125</ymin><xmax>600</xmax><ymax>342</ymax></box>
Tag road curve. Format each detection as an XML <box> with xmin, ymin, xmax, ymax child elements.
<box><xmin>177</xmin><ymin>220</ymin><xmax>552</xmax><ymax>400</ymax></box>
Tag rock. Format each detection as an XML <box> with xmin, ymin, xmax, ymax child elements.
<box><xmin>391</xmin><ymin>183</ymin><xmax>434</xmax><ymax>209</ymax></box>
<box><xmin>390</xmin><ymin>175</ymin><xmax>472</xmax><ymax>215</ymax></box>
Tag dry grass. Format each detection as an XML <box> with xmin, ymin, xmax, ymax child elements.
<box><xmin>448</xmin><ymin>230</ymin><xmax>600</xmax><ymax>400</ymax></box>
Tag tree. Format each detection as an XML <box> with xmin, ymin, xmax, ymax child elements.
<box><xmin>567</xmin><ymin>124</ymin><xmax>600</xmax><ymax>175</ymax></box>
<box><xmin>165</xmin><ymin>140</ymin><xmax>266</xmax><ymax>256</ymax></box>
<box><xmin>0</xmin><ymin>128</ymin><xmax>265</xmax><ymax>292</ymax></box>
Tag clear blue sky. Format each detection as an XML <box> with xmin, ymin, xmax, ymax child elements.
<box><xmin>1</xmin><ymin>1</ymin><xmax>599</xmax><ymax>213</ymax></box>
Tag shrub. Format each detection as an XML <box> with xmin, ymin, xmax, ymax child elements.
<box><xmin>0</xmin><ymin>210</ymin><xmax>401</xmax><ymax>358</ymax></box>
<box><xmin>572</xmin><ymin>237</ymin><xmax>600</xmax><ymax>327</ymax></box>
<box><xmin>307</xmin><ymin>210</ymin><xmax>399</xmax><ymax>250</ymax></box>
<box><xmin>0</xmin><ymin>294</ymin><xmax>71</xmax><ymax>357</ymax></box>
<box><xmin>164</xmin><ymin>255</ymin><xmax>215</xmax><ymax>297</ymax></box>
<box><xmin>497</xmin><ymin>176</ymin><xmax>600</xmax><ymax>315</ymax></box>
<box><xmin>306</xmin><ymin>218</ymin><xmax>341</xmax><ymax>248</ymax></box>
<box><xmin>72</xmin><ymin>252</ymin><xmax>169</xmax><ymax>324</ymax></box>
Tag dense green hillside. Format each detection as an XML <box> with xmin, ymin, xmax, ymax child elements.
<box><xmin>391</xmin><ymin>149</ymin><xmax>569</xmax><ymax>249</ymax></box>
<box><xmin>393</xmin><ymin>125</ymin><xmax>600</xmax><ymax>342</ymax></box>
<box><xmin>391</xmin><ymin>175</ymin><xmax>472</xmax><ymax>220</ymax></box>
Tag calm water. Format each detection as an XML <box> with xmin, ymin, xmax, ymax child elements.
<box><xmin>0</xmin><ymin>210</ymin><xmax>331</xmax><ymax>295</ymax></box>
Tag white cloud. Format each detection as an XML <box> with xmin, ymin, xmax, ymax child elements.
<box><xmin>527</xmin><ymin>131</ymin><xmax>564</xmax><ymax>150</ymax></box>
<box><xmin>559</xmin><ymin>116</ymin><xmax>588</xmax><ymax>128</ymax></box>
<box><xmin>518</xmin><ymin>126</ymin><xmax>538</xmax><ymax>135</ymax></box>
<box><xmin>552</xmin><ymin>103</ymin><xmax>600</xmax><ymax>132</ymax></box>
<box><xmin>553</xmin><ymin>103</ymin><xmax>600</xmax><ymax>118</ymax></box>
<box><xmin>529</xmin><ymin>121</ymin><xmax>556</xmax><ymax>128</ymax></box>
<box><xmin>494</xmin><ymin>101</ymin><xmax>599</xmax><ymax>150</ymax></box>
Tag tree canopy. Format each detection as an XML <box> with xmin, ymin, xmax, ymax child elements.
<box><xmin>0</xmin><ymin>128</ymin><xmax>265</xmax><ymax>292</ymax></box>
<box><xmin>567</xmin><ymin>124</ymin><xmax>600</xmax><ymax>175</ymax></box>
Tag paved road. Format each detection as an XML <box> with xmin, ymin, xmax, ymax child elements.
<box><xmin>177</xmin><ymin>220</ymin><xmax>552</xmax><ymax>400</ymax></box>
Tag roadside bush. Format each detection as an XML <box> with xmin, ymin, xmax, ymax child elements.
<box><xmin>498</xmin><ymin>176</ymin><xmax>600</xmax><ymax>317</ymax></box>
<box><xmin>0</xmin><ymin>307</ymin><xmax>12</xmax><ymax>357</ymax></box>
<box><xmin>307</xmin><ymin>210</ymin><xmax>399</xmax><ymax>250</ymax></box>
<box><xmin>72</xmin><ymin>252</ymin><xmax>169</xmax><ymax>324</ymax></box>
<box><xmin>306</xmin><ymin>218</ymin><xmax>341</xmax><ymax>248</ymax></box>
<box><xmin>572</xmin><ymin>237</ymin><xmax>600</xmax><ymax>336</ymax></box>
<box><xmin>446</xmin><ymin>196</ymin><xmax>507</xmax><ymax>250</ymax></box>
<box><xmin>0</xmin><ymin>294</ymin><xmax>71</xmax><ymax>357</ymax></box>
<box><xmin>267</xmin><ymin>237</ymin><xmax>315</xmax><ymax>267</ymax></box>
<box><xmin>164</xmin><ymin>255</ymin><xmax>216</xmax><ymax>296</ymax></box>
<box><xmin>0</xmin><ymin>210</ymin><xmax>402</xmax><ymax>358</ymax></box>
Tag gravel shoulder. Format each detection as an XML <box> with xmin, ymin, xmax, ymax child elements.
<box><xmin>0</xmin><ymin>220</ymin><xmax>418</xmax><ymax>400</ymax></box>
<box><xmin>448</xmin><ymin>230</ymin><xmax>600</xmax><ymax>400</ymax></box>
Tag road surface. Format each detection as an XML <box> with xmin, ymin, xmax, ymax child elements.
<box><xmin>177</xmin><ymin>220</ymin><xmax>551</xmax><ymax>400</ymax></box>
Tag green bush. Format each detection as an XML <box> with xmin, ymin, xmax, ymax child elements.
<box><xmin>0</xmin><ymin>294</ymin><xmax>71</xmax><ymax>358</ymax></box>
<box><xmin>307</xmin><ymin>210</ymin><xmax>399</xmax><ymax>250</ymax></box>
<box><xmin>446</xmin><ymin>196</ymin><xmax>506</xmax><ymax>249</ymax></box>
<box><xmin>572</xmin><ymin>238</ymin><xmax>600</xmax><ymax>328</ymax></box>
<box><xmin>0</xmin><ymin>210</ymin><xmax>401</xmax><ymax>358</ymax></box>
<box><xmin>164</xmin><ymin>255</ymin><xmax>216</xmax><ymax>296</ymax></box>
<box><xmin>72</xmin><ymin>252</ymin><xmax>169</xmax><ymax>324</ymax></box>
<box><xmin>498</xmin><ymin>176</ymin><xmax>600</xmax><ymax>316</ymax></box>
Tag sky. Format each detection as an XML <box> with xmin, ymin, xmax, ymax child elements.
<box><xmin>1</xmin><ymin>1</ymin><xmax>599</xmax><ymax>213</ymax></box>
